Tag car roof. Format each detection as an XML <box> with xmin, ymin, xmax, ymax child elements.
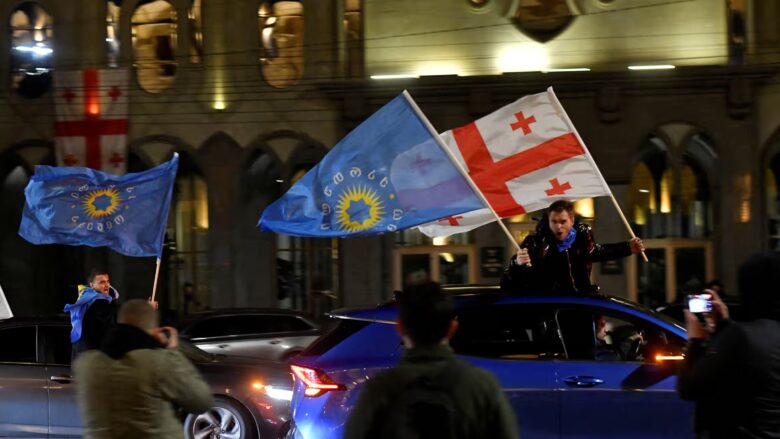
<box><xmin>175</xmin><ymin>307</ymin><xmax>317</xmax><ymax>327</ymax></box>
<box><xmin>329</xmin><ymin>285</ymin><xmax>684</xmax><ymax>333</ymax></box>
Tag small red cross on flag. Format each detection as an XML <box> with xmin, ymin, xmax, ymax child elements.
<box><xmin>419</xmin><ymin>87</ymin><xmax>611</xmax><ymax>238</ymax></box>
<box><xmin>54</xmin><ymin>69</ymin><xmax>129</xmax><ymax>174</ymax></box>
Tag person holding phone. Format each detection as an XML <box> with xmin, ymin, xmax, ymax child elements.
<box><xmin>677</xmin><ymin>251</ymin><xmax>780</xmax><ymax>438</ymax></box>
<box><xmin>74</xmin><ymin>299</ymin><xmax>213</xmax><ymax>438</ymax></box>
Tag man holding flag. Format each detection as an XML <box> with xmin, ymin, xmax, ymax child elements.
<box><xmin>500</xmin><ymin>200</ymin><xmax>644</xmax><ymax>295</ymax></box>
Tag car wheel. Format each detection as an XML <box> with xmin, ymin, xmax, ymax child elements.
<box><xmin>184</xmin><ymin>397</ymin><xmax>256</xmax><ymax>439</ymax></box>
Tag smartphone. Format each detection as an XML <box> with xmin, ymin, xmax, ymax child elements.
<box><xmin>687</xmin><ymin>293</ymin><xmax>713</xmax><ymax>314</ymax></box>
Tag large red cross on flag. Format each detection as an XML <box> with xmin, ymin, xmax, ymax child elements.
<box><xmin>418</xmin><ymin>87</ymin><xmax>611</xmax><ymax>238</ymax></box>
<box><xmin>54</xmin><ymin>69</ymin><xmax>129</xmax><ymax>174</ymax></box>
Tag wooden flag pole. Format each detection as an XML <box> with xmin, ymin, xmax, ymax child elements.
<box><xmin>546</xmin><ymin>87</ymin><xmax>648</xmax><ymax>262</ymax></box>
<box><xmin>401</xmin><ymin>90</ymin><xmax>521</xmax><ymax>252</ymax></box>
<box><xmin>151</xmin><ymin>257</ymin><xmax>161</xmax><ymax>303</ymax></box>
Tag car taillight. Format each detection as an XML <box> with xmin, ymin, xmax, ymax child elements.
<box><xmin>290</xmin><ymin>364</ymin><xmax>344</xmax><ymax>397</ymax></box>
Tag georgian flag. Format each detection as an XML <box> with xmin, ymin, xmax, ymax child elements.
<box><xmin>54</xmin><ymin>69</ymin><xmax>129</xmax><ymax>175</ymax></box>
<box><xmin>418</xmin><ymin>87</ymin><xmax>611</xmax><ymax>238</ymax></box>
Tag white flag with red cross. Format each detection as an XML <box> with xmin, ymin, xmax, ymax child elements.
<box><xmin>418</xmin><ymin>87</ymin><xmax>611</xmax><ymax>238</ymax></box>
<box><xmin>54</xmin><ymin>69</ymin><xmax>129</xmax><ymax>174</ymax></box>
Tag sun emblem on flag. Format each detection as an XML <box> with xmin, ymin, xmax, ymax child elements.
<box><xmin>82</xmin><ymin>188</ymin><xmax>121</xmax><ymax>219</ymax></box>
<box><xmin>335</xmin><ymin>185</ymin><xmax>385</xmax><ymax>232</ymax></box>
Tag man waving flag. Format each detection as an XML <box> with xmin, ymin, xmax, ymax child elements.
<box><xmin>418</xmin><ymin>87</ymin><xmax>611</xmax><ymax>238</ymax></box>
<box><xmin>19</xmin><ymin>154</ymin><xmax>179</xmax><ymax>257</ymax></box>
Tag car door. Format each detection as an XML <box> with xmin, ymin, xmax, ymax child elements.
<box><xmin>40</xmin><ymin>324</ymin><xmax>83</xmax><ymax>437</ymax></box>
<box><xmin>0</xmin><ymin>324</ymin><xmax>49</xmax><ymax>437</ymax></box>
<box><xmin>553</xmin><ymin>306</ymin><xmax>694</xmax><ymax>438</ymax></box>
<box><xmin>450</xmin><ymin>303</ymin><xmax>562</xmax><ymax>439</ymax></box>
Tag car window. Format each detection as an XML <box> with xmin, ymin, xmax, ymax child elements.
<box><xmin>188</xmin><ymin>314</ymin><xmax>313</xmax><ymax>338</ymax></box>
<box><xmin>556</xmin><ymin>307</ymin><xmax>686</xmax><ymax>363</ymax></box>
<box><xmin>187</xmin><ymin>316</ymin><xmax>239</xmax><ymax>338</ymax></box>
<box><xmin>0</xmin><ymin>326</ymin><xmax>37</xmax><ymax>363</ymax></box>
<box><xmin>40</xmin><ymin>325</ymin><xmax>72</xmax><ymax>365</ymax></box>
<box><xmin>450</xmin><ymin>304</ymin><xmax>565</xmax><ymax>360</ymax></box>
<box><xmin>264</xmin><ymin>315</ymin><xmax>314</xmax><ymax>332</ymax></box>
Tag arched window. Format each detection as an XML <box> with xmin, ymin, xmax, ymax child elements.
<box><xmin>10</xmin><ymin>2</ymin><xmax>53</xmax><ymax>98</ymax></box>
<box><xmin>168</xmin><ymin>152</ymin><xmax>209</xmax><ymax>312</ymax></box>
<box><xmin>767</xmin><ymin>155</ymin><xmax>780</xmax><ymax>250</ymax></box>
<box><xmin>629</xmin><ymin>132</ymin><xmax>716</xmax><ymax>308</ymax></box>
<box><xmin>132</xmin><ymin>0</ymin><xmax>177</xmax><ymax>93</ymax></box>
<box><xmin>258</xmin><ymin>0</ymin><xmax>304</xmax><ymax>88</ymax></box>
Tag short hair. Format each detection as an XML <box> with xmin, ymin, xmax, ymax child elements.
<box><xmin>398</xmin><ymin>282</ymin><xmax>455</xmax><ymax>347</ymax></box>
<box><xmin>548</xmin><ymin>200</ymin><xmax>575</xmax><ymax>217</ymax></box>
<box><xmin>117</xmin><ymin>299</ymin><xmax>159</xmax><ymax>331</ymax></box>
<box><xmin>87</xmin><ymin>268</ymin><xmax>109</xmax><ymax>284</ymax></box>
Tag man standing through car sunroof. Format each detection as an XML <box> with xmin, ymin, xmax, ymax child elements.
<box><xmin>500</xmin><ymin>200</ymin><xmax>644</xmax><ymax>295</ymax></box>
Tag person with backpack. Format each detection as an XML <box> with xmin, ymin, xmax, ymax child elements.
<box><xmin>343</xmin><ymin>282</ymin><xmax>519</xmax><ymax>439</ymax></box>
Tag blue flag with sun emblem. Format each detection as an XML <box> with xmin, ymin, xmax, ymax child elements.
<box><xmin>258</xmin><ymin>92</ymin><xmax>485</xmax><ymax>237</ymax></box>
<box><xmin>19</xmin><ymin>154</ymin><xmax>179</xmax><ymax>257</ymax></box>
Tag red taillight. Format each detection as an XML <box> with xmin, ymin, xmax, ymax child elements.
<box><xmin>290</xmin><ymin>364</ymin><xmax>344</xmax><ymax>397</ymax></box>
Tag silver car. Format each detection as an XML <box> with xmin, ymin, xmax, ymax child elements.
<box><xmin>176</xmin><ymin>309</ymin><xmax>321</xmax><ymax>361</ymax></box>
<box><xmin>0</xmin><ymin>317</ymin><xmax>293</xmax><ymax>438</ymax></box>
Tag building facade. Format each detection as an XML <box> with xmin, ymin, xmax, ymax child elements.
<box><xmin>0</xmin><ymin>0</ymin><xmax>777</xmax><ymax>317</ymax></box>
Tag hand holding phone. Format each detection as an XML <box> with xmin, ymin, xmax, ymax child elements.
<box><xmin>687</xmin><ymin>293</ymin><xmax>713</xmax><ymax>314</ymax></box>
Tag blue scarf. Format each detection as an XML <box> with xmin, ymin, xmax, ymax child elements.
<box><xmin>556</xmin><ymin>227</ymin><xmax>577</xmax><ymax>252</ymax></box>
<box><xmin>63</xmin><ymin>287</ymin><xmax>112</xmax><ymax>343</ymax></box>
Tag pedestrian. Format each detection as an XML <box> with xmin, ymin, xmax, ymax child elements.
<box><xmin>500</xmin><ymin>200</ymin><xmax>644</xmax><ymax>294</ymax></box>
<box><xmin>64</xmin><ymin>268</ymin><xmax>117</xmax><ymax>361</ymax></box>
<box><xmin>677</xmin><ymin>251</ymin><xmax>780</xmax><ymax>438</ymax></box>
<box><xmin>343</xmin><ymin>282</ymin><xmax>519</xmax><ymax>439</ymax></box>
<box><xmin>74</xmin><ymin>299</ymin><xmax>213</xmax><ymax>439</ymax></box>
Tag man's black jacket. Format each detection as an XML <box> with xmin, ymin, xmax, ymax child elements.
<box><xmin>500</xmin><ymin>222</ymin><xmax>631</xmax><ymax>294</ymax></box>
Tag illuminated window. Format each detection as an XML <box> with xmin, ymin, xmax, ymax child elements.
<box><xmin>188</xmin><ymin>0</ymin><xmax>203</xmax><ymax>64</ymax></box>
<box><xmin>629</xmin><ymin>134</ymin><xmax>713</xmax><ymax>238</ymax></box>
<box><xmin>344</xmin><ymin>0</ymin><xmax>363</xmax><ymax>78</ymax></box>
<box><xmin>10</xmin><ymin>2</ymin><xmax>53</xmax><ymax>98</ymax></box>
<box><xmin>132</xmin><ymin>0</ymin><xmax>177</xmax><ymax>93</ymax></box>
<box><xmin>107</xmin><ymin>0</ymin><xmax>120</xmax><ymax>67</ymax></box>
<box><xmin>258</xmin><ymin>0</ymin><xmax>304</xmax><ymax>88</ymax></box>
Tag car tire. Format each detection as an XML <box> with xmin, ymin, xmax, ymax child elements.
<box><xmin>184</xmin><ymin>397</ymin><xmax>257</xmax><ymax>439</ymax></box>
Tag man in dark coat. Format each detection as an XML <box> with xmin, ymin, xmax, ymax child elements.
<box><xmin>344</xmin><ymin>282</ymin><xmax>519</xmax><ymax>439</ymax></box>
<box><xmin>677</xmin><ymin>251</ymin><xmax>780</xmax><ymax>438</ymax></box>
<box><xmin>500</xmin><ymin>200</ymin><xmax>644</xmax><ymax>294</ymax></box>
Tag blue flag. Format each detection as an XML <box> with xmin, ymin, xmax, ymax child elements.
<box><xmin>19</xmin><ymin>154</ymin><xmax>179</xmax><ymax>257</ymax></box>
<box><xmin>258</xmin><ymin>93</ymin><xmax>484</xmax><ymax>237</ymax></box>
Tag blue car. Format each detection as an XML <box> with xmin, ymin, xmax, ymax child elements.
<box><xmin>287</xmin><ymin>286</ymin><xmax>695</xmax><ymax>439</ymax></box>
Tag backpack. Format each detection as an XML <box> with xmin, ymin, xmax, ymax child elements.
<box><xmin>377</xmin><ymin>361</ymin><xmax>462</xmax><ymax>439</ymax></box>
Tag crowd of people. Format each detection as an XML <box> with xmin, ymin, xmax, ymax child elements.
<box><xmin>60</xmin><ymin>198</ymin><xmax>780</xmax><ymax>438</ymax></box>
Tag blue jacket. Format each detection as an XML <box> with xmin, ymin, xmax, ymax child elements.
<box><xmin>64</xmin><ymin>288</ymin><xmax>113</xmax><ymax>343</ymax></box>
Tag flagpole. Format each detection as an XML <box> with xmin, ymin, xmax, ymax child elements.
<box><xmin>402</xmin><ymin>90</ymin><xmax>521</xmax><ymax>252</ymax></box>
<box><xmin>151</xmin><ymin>257</ymin><xmax>161</xmax><ymax>302</ymax></box>
<box><xmin>546</xmin><ymin>87</ymin><xmax>648</xmax><ymax>262</ymax></box>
